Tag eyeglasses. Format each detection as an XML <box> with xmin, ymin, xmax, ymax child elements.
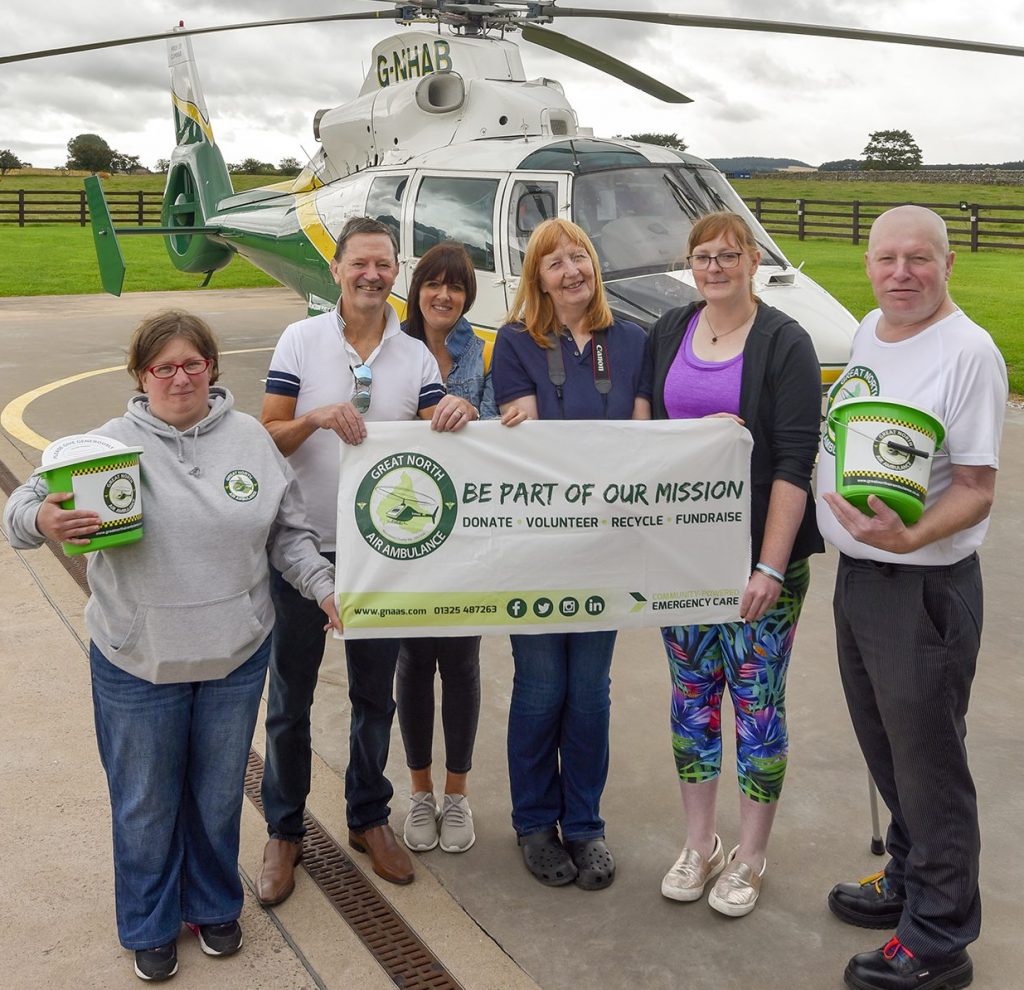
<box><xmin>687</xmin><ymin>251</ymin><xmax>743</xmax><ymax>271</ymax></box>
<box><xmin>351</xmin><ymin>363</ymin><xmax>372</xmax><ymax>413</ymax></box>
<box><xmin>146</xmin><ymin>357</ymin><xmax>213</xmax><ymax>379</ymax></box>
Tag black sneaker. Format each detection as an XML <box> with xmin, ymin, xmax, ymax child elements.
<box><xmin>188</xmin><ymin>920</ymin><xmax>243</xmax><ymax>957</ymax></box>
<box><xmin>133</xmin><ymin>942</ymin><xmax>178</xmax><ymax>981</ymax></box>
<box><xmin>829</xmin><ymin>870</ymin><xmax>905</xmax><ymax>929</ymax></box>
<box><xmin>845</xmin><ymin>936</ymin><xmax>973</xmax><ymax>990</ymax></box>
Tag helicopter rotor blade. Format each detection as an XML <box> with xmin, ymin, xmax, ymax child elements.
<box><xmin>0</xmin><ymin>10</ymin><xmax>396</xmax><ymax>66</ymax></box>
<box><xmin>521</xmin><ymin>24</ymin><xmax>691</xmax><ymax>103</ymax></box>
<box><xmin>549</xmin><ymin>8</ymin><xmax>1024</xmax><ymax>60</ymax></box>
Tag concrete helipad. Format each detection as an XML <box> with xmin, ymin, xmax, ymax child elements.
<box><xmin>2</xmin><ymin>288</ymin><xmax>1021</xmax><ymax>989</ymax></box>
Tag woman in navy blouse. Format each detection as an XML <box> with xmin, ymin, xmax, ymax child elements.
<box><xmin>491</xmin><ymin>218</ymin><xmax>652</xmax><ymax>890</ymax></box>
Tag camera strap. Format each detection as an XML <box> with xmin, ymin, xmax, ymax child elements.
<box><xmin>545</xmin><ymin>328</ymin><xmax>611</xmax><ymax>418</ymax></box>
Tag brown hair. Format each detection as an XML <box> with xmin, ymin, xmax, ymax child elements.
<box><xmin>333</xmin><ymin>215</ymin><xmax>399</xmax><ymax>261</ymax></box>
<box><xmin>126</xmin><ymin>310</ymin><xmax>220</xmax><ymax>392</ymax></box>
<box><xmin>404</xmin><ymin>242</ymin><xmax>477</xmax><ymax>342</ymax></box>
<box><xmin>687</xmin><ymin>211</ymin><xmax>761</xmax><ymax>258</ymax></box>
<box><xmin>506</xmin><ymin>218</ymin><xmax>613</xmax><ymax>347</ymax></box>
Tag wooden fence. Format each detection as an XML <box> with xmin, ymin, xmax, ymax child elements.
<box><xmin>0</xmin><ymin>188</ymin><xmax>163</xmax><ymax>226</ymax></box>
<box><xmin>744</xmin><ymin>198</ymin><xmax>1024</xmax><ymax>252</ymax></box>
<box><xmin>4</xmin><ymin>188</ymin><xmax>1023</xmax><ymax>253</ymax></box>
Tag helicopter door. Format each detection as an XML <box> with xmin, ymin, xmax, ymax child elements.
<box><xmin>364</xmin><ymin>172</ymin><xmax>411</xmax><ymax>298</ymax></box>
<box><xmin>501</xmin><ymin>173</ymin><xmax>568</xmax><ymax>303</ymax></box>
<box><xmin>405</xmin><ymin>173</ymin><xmax>504</xmax><ymax>333</ymax></box>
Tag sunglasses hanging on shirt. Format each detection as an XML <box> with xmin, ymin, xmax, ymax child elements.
<box><xmin>351</xmin><ymin>363</ymin><xmax>372</xmax><ymax>413</ymax></box>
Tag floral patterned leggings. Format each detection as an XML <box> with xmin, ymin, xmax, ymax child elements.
<box><xmin>661</xmin><ymin>558</ymin><xmax>811</xmax><ymax>803</ymax></box>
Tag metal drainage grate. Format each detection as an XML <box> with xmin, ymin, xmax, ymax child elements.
<box><xmin>2</xmin><ymin>461</ymin><xmax>463</xmax><ymax>990</ymax></box>
<box><xmin>244</xmin><ymin>750</ymin><xmax>464</xmax><ymax>990</ymax></box>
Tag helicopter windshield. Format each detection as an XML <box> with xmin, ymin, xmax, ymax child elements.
<box><xmin>572</xmin><ymin>165</ymin><xmax>788</xmax><ymax>281</ymax></box>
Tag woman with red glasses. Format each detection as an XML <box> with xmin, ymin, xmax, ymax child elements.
<box><xmin>4</xmin><ymin>309</ymin><xmax>339</xmax><ymax>982</ymax></box>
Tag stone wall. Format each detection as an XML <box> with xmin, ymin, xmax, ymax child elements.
<box><xmin>753</xmin><ymin>169</ymin><xmax>1024</xmax><ymax>186</ymax></box>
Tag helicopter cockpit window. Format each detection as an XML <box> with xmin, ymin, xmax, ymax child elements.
<box><xmin>573</xmin><ymin>165</ymin><xmax>787</xmax><ymax>280</ymax></box>
<box><xmin>518</xmin><ymin>140</ymin><xmax>647</xmax><ymax>172</ymax></box>
<box><xmin>413</xmin><ymin>176</ymin><xmax>499</xmax><ymax>271</ymax></box>
<box><xmin>508</xmin><ymin>181</ymin><xmax>557</xmax><ymax>276</ymax></box>
<box><xmin>365</xmin><ymin>175</ymin><xmax>408</xmax><ymax>246</ymax></box>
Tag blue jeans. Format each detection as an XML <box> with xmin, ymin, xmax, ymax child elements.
<box><xmin>262</xmin><ymin>556</ymin><xmax>400</xmax><ymax>834</ymax></box>
<box><xmin>507</xmin><ymin>631</ymin><xmax>616</xmax><ymax>841</ymax></box>
<box><xmin>90</xmin><ymin>638</ymin><xmax>269</xmax><ymax>950</ymax></box>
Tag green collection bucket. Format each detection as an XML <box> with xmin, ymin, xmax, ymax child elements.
<box><xmin>829</xmin><ymin>397</ymin><xmax>945</xmax><ymax>525</ymax></box>
<box><xmin>34</xmin><ymin>435</ymin><xmax>144</xmax><ymax>556</ymax></box>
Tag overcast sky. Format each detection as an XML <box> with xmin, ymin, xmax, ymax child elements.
<box><xmin>3</xmin><ymin>1</ymin><xmax>1022</xmax><ymax>170</ymax></box>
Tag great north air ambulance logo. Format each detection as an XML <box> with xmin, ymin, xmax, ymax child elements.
<box><xmin>355</xmin><ymin>452</ymin><xmax>458</xmax><ymax>560</ymax></box>
<box><xmin>822</xmin><ymin>364</ymin><xmax>879</xmax><ymax>456</ymax></box>
<box><xmin>224</xmin><ymin>469</ymin><xmax>259</xmax><ymax>502</ymax></box>
<box><xmin>103</xmin><ymin>473</ymin><xmax>137</xmax><ymax>514</ymax></box>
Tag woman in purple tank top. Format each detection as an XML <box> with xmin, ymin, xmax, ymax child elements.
<box><xmin>648</xmin><ymin>212</ymin><xmax>824</xmax><ymax>917</ymax></box>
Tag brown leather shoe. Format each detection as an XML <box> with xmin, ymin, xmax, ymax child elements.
<box><xmin>348</xmin><ymin>824</ymin><xmax>415</xmax><ymax>885</ymax></box>
<box><xmin>255</xmin><ymin>838</ymin><xmax>303</xmax><ymax>906</ymax></box>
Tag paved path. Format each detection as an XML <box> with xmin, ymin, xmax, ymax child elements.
<box><xmin>2</xmin><ymin>289</ymin><xmax>1021</xmax><ymax>988</ymax></box>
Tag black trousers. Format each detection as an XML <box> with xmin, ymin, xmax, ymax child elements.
<box><xmin>833</xmin><ymin>552</ymin><xmax>983</xmax><ymax>958</ymax></box>
<box><xmin>396</xmin><ymin>636</ymin><xmax>481</xmax><ymax>775</ymax></box>
<box><xmin>262</xmin><ymin>553</ymin><xmax>401</xmax><ymax>834</ymax></box>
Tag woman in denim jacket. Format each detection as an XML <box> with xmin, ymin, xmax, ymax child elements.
<box><xmin>398</xmin><ymin>241</ymin><xmax>496</xmax><ymax>854</ymax></box>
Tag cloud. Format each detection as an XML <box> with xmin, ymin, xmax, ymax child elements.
<box><xmin>3</xmin><ymin>1</ymin><xmax>1022</xmax><ymax>168</ymax></box>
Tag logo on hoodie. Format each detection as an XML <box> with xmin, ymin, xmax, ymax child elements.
<box><xmin>224</xmin><ymin>469</ymin><xmax>259</xmax><ymax>502</ymax></box>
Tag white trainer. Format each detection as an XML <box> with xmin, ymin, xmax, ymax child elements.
<box><xmin>403</xmin><ymin>791</ymin><xmax>440</xmax><ymax>851</ymax></box>
<box><xmin>707</xmin><ymin>845</ymin><xmax>767</xmax><ymax>917</ymax></box>
<box><xmin>661</xmin><ymin>833</ymin><xmax>726</xmax><ymax>901</ymax></box>
<box><xmin>439</xmin><ymin>793</ymin><xmax>476</xmax><ymax>853</ymax></box>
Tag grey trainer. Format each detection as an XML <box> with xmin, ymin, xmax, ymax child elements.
<box><xmin>403</xmin><ymin>791</ymin><xmax>440</xmax><ymax>851</ymax></box>
<box><xmin>439</xmin><ymin>793</ymin><xmax>476</xmax><ymax>853</ymax></box>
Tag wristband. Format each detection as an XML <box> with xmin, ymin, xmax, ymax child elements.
<box><xmin>754</xmin><ymin>562</ymin><xmax>785</xmax><ymax>584</ymax></box>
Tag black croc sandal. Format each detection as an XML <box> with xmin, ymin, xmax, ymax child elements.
<box><xmin>565</xmin><ymin>838</ymin><xmax>615</xmax><ymax>890</ymax></box>
<box><xmin>518</xmin><ymin>828</ymin><xmax>578</xmax><ymax>886</ymax></box>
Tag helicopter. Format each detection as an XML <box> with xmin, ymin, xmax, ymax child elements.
<box><xmin>378</xmin><ymin>485</ymin><xmax>441</xmax><ymax>525</ymax></box>
<box><xmin>7</xmin><ymin>2</ymin><xmax>1023</xmax><ymax>385</ymax></box>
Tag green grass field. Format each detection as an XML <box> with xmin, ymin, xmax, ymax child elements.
<box><xmin>1</xmin><ymin>176</ymin><xmax>1020</xmax><ymax>391</ymax></box>
<box><xmin>738</xmin><ymin>177</ymin><xmax>1024</xmax><ymax>208</ymax></box>
<box><xmin>0</xmin><ymin>226</ymin><xmax>278</xmax><ymax>295</ymax></box>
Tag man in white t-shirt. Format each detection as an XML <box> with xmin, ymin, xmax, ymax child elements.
<box><xmin>817</xmin><ymin>206</ymin><xmax>1007</xmax><ymax>990</ymax></box>
<box><xmin>254</xmin><ymin>217</ymin><xmax>473</xmax><ymax>901</ymax></box>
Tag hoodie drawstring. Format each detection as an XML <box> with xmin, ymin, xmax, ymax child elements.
<box><xmin>171</xmin><ymin>426</ymin><xmax>202</xmax><ymax>476</ymax></box>
<box><xmin>187</xmin><ymin>426</ymin><xmax>201</xmax><ymax>477</ymax></box>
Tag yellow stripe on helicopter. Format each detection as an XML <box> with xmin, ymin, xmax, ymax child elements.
<box><xmin>170</xmin><ymin>93</ymin><xmax>215</xmax><ymax>144</ymax></box>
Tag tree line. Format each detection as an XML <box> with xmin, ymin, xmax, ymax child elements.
<box><xmin>1</xmin><ymin>128</ymin><xmax>1016</xmax><ymax>179</ymax></box>
<box><xmin>0</xmin><ymin>135</ymin><xmax>306</xmax><ymax>177</ymax></box>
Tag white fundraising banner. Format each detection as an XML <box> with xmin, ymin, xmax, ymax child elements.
<box><xmin>335</xmin><ymin>419</ymin><xmax>752</xmax><ymax>639</ymax></box>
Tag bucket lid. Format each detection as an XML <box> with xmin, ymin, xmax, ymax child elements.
<box><xmin>34</xmin><ymin>444</ymin><xmax>144</xmax><ymax>477</ymax></box>
<box><xmin>41</xmin><ymin>434</ymin><xmax>126</xmax><ymax>465</ymax></box>
<box><xmin>829</xmin><ymin>396</ymin><xmax>945</xmax><ymax>444</ymax></box>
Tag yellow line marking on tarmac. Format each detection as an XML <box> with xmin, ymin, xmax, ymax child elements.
<box><xmin>0</xmin><ymin>347</ymin><xmax>273</xmax><ymax>451</ymax></box>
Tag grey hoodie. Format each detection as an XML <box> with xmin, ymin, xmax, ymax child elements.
<box><xmin>4</xmin><ymin>387</ymin><xmax>335</xmax><ymax>684</ymax></box>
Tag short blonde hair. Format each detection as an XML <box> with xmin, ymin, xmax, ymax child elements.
<box><xmin>126</xmin><ymin>310</ymin><xmax>220</xmax><ymax>392</ymax></box>
<box><xmin>506</xmin><ymin>219</ymin><xmax>613</xmax><ymax>347</ymax></box>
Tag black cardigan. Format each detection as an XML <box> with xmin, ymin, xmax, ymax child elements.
<box><xmin>649</xmin><ymin>301</ymin><xmax>824</xmax><ymax>568</ymax></box>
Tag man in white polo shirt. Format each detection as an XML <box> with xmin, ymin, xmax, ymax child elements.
<box><xmin>255</xmin><ymin>216</ymin><xmax>469</xmax><ymax>898</ymax></box>
<box><xmin>817</xmin><ymin>206</ymin><xmax>1007</xmax><ymax>990</ymax></box>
